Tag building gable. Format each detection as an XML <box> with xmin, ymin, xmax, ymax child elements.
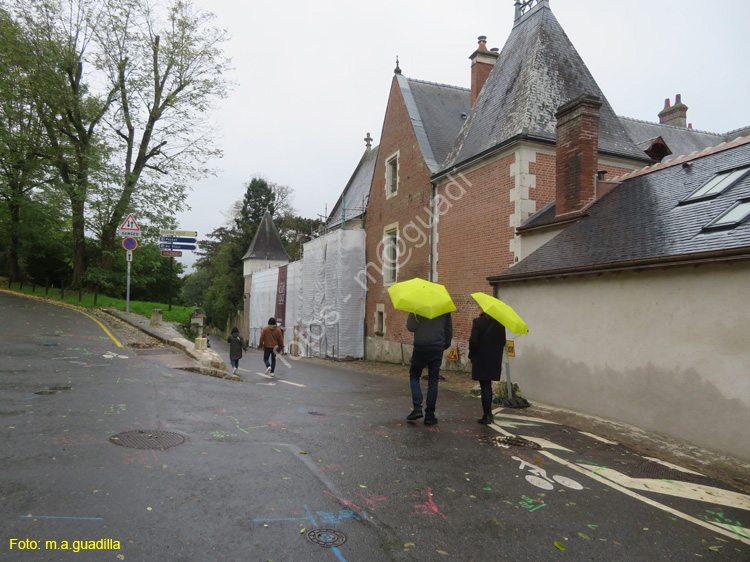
<box><xmin>440</xmin><ymin>0</ymin><xmax>648</xmax><ymax>174</ymax></box>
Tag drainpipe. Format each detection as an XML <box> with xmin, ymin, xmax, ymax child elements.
<box><xmin>429</xmin><ymin>182</ymin><xmax>437</xmax><ymax>282</ymax></box>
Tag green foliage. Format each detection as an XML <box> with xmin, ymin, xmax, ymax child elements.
<box><xmin>1</xmin><ymin>0</ymin><xmax>231</xmax><ymax>287</ymax></box>
<box><xmin>276</xmin><ymin>214</ymin><xmax>323</xmax><ymax>261</ymax></box>
<box><xmin>200</xmin><ymin>233</ymin><xmax>245</xmax><ymax>328</ymax></box>
<box><xmin>180</xmin><ymin>269</ymin><xmax>211</xmax><ymax>308</ymax></box>
<box><xmin>3</xmin><ymin>282</ymin><xmax>192</xmax><ymax>323</ymax></box>
<box><xmin>236</xmin><ymin>176</ymin><xmax>276</xmax><ymax>249</ymax></box>
<box><xmin>191</xmin><ymin>175</ymin><xmax>322</xmax><ymax>329</ymax></box>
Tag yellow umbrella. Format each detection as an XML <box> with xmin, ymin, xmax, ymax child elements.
<box><xmin>471</xmin><ymin>292</ymin><xmax>528</xmax><ymax>335</ymax></box>
<box><xmin>388</xmin><ymin>278</ymin><xmax>456</xmax><ymax>320</ymax></box>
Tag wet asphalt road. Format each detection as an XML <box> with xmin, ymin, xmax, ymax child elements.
<box><xmin>1</xmin><ymin>291</ymin><xmax>749</xmax><ymax>561</ymax></box>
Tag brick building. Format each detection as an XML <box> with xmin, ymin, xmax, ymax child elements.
<box><xmin>364</xmin><ymin>0</ymin><xmax>651</xmax><ymax>365</ymax></box>
<box><xmin>361</xmin><ymin>0</ymin><xmax>748</xmax><ymax>367</ymax></box>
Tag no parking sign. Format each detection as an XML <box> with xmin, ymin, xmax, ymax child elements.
<box><xmin>122</xmin><ymin>237</ymin><xmax>137</xmax><ymax>251</ymax></box>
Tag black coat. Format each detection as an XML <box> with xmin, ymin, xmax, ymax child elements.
<box><xmin>407</xmin><ymin>312</ymin><xmax>453</xmax><ymax>353</ymax></box>
<box><xmin>227</xmin><ymin>333</ymin><xmax>246</xmax><ymax>361</ymax></box>
<box><xmin>468</xmin><ymin>313</ymin><xmax>506</xmax><ymax>381</ymax></box>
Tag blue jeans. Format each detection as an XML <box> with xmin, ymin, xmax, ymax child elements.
<box><xmin>230</xmin><ymin>359</ymin><xmax>239</xmax><ymax>369</ymax></box>
<box><xmin>409</xmin><ymin>349</ymin><xmax>443</xmax><ymax>416</ymax></box>
<box><xmin>263</xmin><ymin>347</ymin><xmax>276</xmax><ymax>373</ymax></box>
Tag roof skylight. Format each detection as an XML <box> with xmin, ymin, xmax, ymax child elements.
<box><xmin>683</xmin><ymin>166</ymin><xmax>750</xmax><ymax>202</ymax></box>
<box><xmin>703</xmin><ymin>200</ymin><xmax>750</xmax><ymax>231</ymax></box>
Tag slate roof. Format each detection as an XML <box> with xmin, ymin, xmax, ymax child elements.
<box><xmin>619</xmin><ymin>117</ymin><xmax>742</xmax><ymax>162</ymax></box>
<box><xmin>242</xmin><ymin>209</ymin><xmax>290</xmax><ymax>262</ymax></box>
<box><xmin>397</xmin><ymin>75</ymin><xmax>470</xmax><ymax>173</ymax></box>
<box><xmin>439</xmin><ymin>0</ymin><xmax>649</xmax><ymax>174</ymax></box>
<box><xmin>490</xmin><ymin>136</ymin><xmax>750</xmax><ymax>282</ymax></box>
<box><xmin>327</xmin><ymin>145</ymin><xmax>379</xmax><ymax>228</ymax></box>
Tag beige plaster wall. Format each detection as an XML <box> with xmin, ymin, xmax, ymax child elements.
<box><xmin>496</xmin><ymin>262</ymin><xmax>750</xmax><ymax>461</ymax></box>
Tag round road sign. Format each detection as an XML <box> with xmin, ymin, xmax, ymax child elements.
<box><xmin>123</xmin><ymin>237</ymin><xmax>137</xmax><ymax>251</ymax></box>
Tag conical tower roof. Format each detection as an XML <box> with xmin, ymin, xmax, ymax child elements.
<box><xmin>242</xmin><ymin>209</ymin><xmax>290</xmax><ymax>262</ymax></box>
<box><xmin>439</xmin><ymin>0</ymin><xmax>648</xmax><ymax>173</ymax></box>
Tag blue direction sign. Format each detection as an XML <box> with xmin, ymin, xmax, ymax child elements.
<box><xmin>159</xmin><ymin>236</ymin><xmax>197</xmax><ymax>244</ymax></box>
<box><xmin>159</xmin><ymin>243</ymin><xmax>197</xmax><ymax>251</ymax></box>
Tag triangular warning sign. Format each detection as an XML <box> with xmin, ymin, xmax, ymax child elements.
<box><xmin>448</xmin><ymin>347</ymin><xmax>458</xmax><ymax>360</ymax></box>
<box><xmin>119</xmin><ymin>214</ymin><xmax>140</xmax><ymax>231</ymax></box>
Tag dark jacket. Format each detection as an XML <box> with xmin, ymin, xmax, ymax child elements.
<box><xmin>407</xmin><ymin>313</ymin><xmax>453</xmax><ymax>353</ymax></box>
<box><xmin>227</xmin><ymin>333</ymin><xmax>246</xmax><ymax>361</ymax></box>
<box><xmin>468</xmin><ymin>313</ymin><xmax>506</xmax><ymax>381</ymax></box>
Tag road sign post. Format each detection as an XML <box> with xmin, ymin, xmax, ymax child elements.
<box><xmin>126</xmin><ymin>258</ymin><xmax>131</xmax><ymax>313</ymax></box>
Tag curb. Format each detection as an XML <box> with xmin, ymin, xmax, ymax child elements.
<box><xmin>100</xmin><ymin>308</ymin><xmax>237</xmax><ymax>381</ymax></box>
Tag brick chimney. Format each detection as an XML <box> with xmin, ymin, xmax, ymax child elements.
<box><xmin>469</xmin><ymin>36</ymin><xmax>499</xmax><ymax>108</ymax></box>
<box><xmin>555</xmin><ymin>95</ymin><xmax>602</xmax><ymax>217</ymax></box>
<box><xmin>658</xmin><ymin>94</ymin><xmax>688</xmax><ymax>127</ymax></box>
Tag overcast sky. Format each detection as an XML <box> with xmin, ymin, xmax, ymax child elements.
<box><xmin>174</xmin><ymin>0</ymin><xmax>750</xmax><ymax>271</ymax></box>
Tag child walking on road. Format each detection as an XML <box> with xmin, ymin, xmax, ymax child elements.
<box><xmin>227</xmin><ymin>327</ymin><xmax>247</xmax><ymax>375</ymax></box>
<box><xmin>258</xmin><ymin>317</ymin><xmax>284</xmax><ymax>377</ymax></box>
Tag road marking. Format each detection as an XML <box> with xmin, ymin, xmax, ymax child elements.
<box><xmin>576</xmin><ymin>464</ymin><xmax>750</xmax><ymax>511</ymax></box>
<box><xmin>539</xmin><ymin>450</ymin><xmax>750</xmax><ymax>546</ymax></box>
<box><xmin>642</xmin><ymin>456</ymin><xmax>704</xmax><ymax>476</ymax></box>
<box><xmin>238</xmin><ymin>368</ymin><xmax>306</xmax><ymax>388</ymax></box>
<box><xmin>0</xmin><ymin>289</ymin><xmax>123</xmax><ymax>347</ymax></box>
<box><xmin>489</xmin><ymin>413</ymin><xmax>750</xmax><ymax>546</ymax></box>
<box><xmin>578</xmin><ymin>431</ymin><xmax>618</xmax><ymax>444</ymax></box>
<box><xmin>19</xmin><ymin>515</ymin><xmax>104</xmax><ymax>521</ymax></box>
<box><xmin>492</xmin><ymin>411</ymin><xmax>560</xmax><ymax>425</ymax></box>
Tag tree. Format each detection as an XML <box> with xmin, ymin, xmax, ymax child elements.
<box><xmin>235</xmin><ymin>176</ymin><xmax>276</xmax><ymax>248</ymax></box>
<box><xmin>180</xmin><ymin>268</ymin><xmax>211</xmax><ymax>307</ymax></box>
<box><xmin>94</xmin><ymin>0</ymin><xmax>231</xmax><ymax>271</ymax></box>
<box><xmin>276</xmin><ymin>215</ymin><xmax>322</xmax><ymax>261</ymax></box>
<box><xmin>6</xmin><ymin>0</ymin><xmax>230</xmax><ymax>285</ymax></box>
<box><xmin>8</xmin><ymin>0</ymin><xmax>118</xmax><ymax>286</ymax></box>
<box><xmin>0</xmin><ymin>9</ymin><xmax>58</xmax><ymax>280</ymax></box>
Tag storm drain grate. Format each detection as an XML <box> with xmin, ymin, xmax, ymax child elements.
<box><xmin>305</xmin><ymin>528</ymin><xmax>347</xmax><ymax>548</ymax></box>
<box><xmin>493</xmin><ymin>436</ymin><xmax>541</xmax><ymax>449</ymax></box>
<box><xmin>109</xmin><ymin>430</ymin><xmax>185</xmax><ymax>450</ymax></box>
<box><xmin>48</xmin><ymin>386</ymin><xmax>71</xmax><ymax>391</ymax></box>
<box><xmin>35</xmin><ymin>390</ymin><xmax>57</xmax><ymax>395</ymax></box>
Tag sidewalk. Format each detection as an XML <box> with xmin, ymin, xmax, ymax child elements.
<box><xmin>106</xmin><ymin>308</ymin><xmax>750</xmax><ymax>495</ymax></box>
<box><xmin>101</xmin><ymin>308</ymin><xmax>231</xmax><ymax>379</ymax></box>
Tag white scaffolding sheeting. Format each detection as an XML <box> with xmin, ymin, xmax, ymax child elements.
<box><xmin>284</xmin><ymin>261</ymin><xmax>303</xmax><ymax>352</ymax></box>
<box><xmin>247</xmin><ymin>268</ymin><xmax>278</xmax><ymax>347</ymax></box>
<box><xmin>299</xmin><ymin>229</ymin><xmax>366</xmax><ymax>359</ymax></box>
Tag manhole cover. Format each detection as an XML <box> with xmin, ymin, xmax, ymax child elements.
<box><xmin>493</xmin><ymin>436</ymin><xmax>541</xmax><ymax>449</ymax></box>
<box><xmin>305</xmin><ymin>528</ymin><xmax>347</xmax><ymax>548</ymax></box>
<box><xmin>109</xmin><ymin>430</ymin><xmax>185</xmax><ymax>450</ymax></box>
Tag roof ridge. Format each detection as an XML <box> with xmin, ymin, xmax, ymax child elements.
<box><xmin>724</xmin><ymin>124</ymin><xmax>750</xmax><ymax>135</ymax></box>
<box><xmin>618</xmin><ymin>114</ymin><xmax>724</xmax><ymax>136</ymax></box>
<box><xmin>405</xmin><ymin>76</ymin><xmax>470</xmax><ymax>92</ymax></box>
<box><xmin>610</xmin><ymin>135</ymin><xmax>750</xmax><ymax>182</ymax></box>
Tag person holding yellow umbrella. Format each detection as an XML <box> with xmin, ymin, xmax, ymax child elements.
<box><xmin>388</xmin><ymin>279</ymin><xmax>455</xmax><ymax>426</ymax></box>
<box><xmin>469</xmin><ymin>293</ymin><xmax>527</xmax><ymax>424</ymax></box>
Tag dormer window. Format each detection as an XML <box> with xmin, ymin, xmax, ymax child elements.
<box><xmin>703</xmin><ymin>199</ymin><xmax>750</xmax><ymax>231</ymax></box>
<box><xmin>682</xmin><ymin>166</ymin><xmax>750</xmax><ymax>203</ymax></box>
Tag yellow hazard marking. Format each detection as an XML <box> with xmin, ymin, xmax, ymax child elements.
<box><xmin>0</xmin><ymin>289</ymin><xmax>123</xmax><ymax>347</ymax></box>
